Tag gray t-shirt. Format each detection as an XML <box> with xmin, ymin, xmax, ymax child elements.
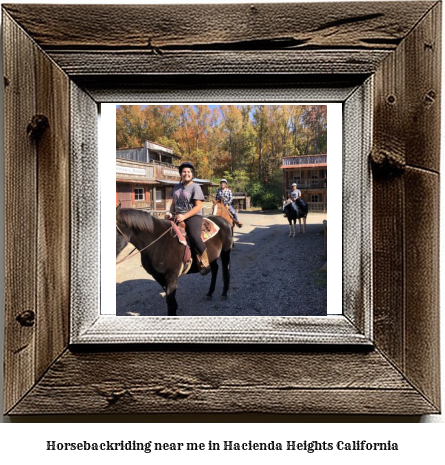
<box><xmin>290</xmin><ymin>189</ymin><xmax>301</xmax><ymax>199</ymax></box>
<box><xmin>172</xmin><ymin>182</ymin><xmax>205</xmax><ymax>215</ymax></box>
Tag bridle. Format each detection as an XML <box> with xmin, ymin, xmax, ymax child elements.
<box><xmin>116</xmin><ymin>222</ymin><xmax>173</xmax><ymax>265</ymax></box>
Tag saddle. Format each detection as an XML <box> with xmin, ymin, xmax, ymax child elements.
<box><xmin>170</xmin><ymin>218</ymin><xmax>220</xmax><ymax>275</ymax></box>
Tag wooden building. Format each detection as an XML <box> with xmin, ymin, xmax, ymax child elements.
<box><xmin>281</xmin><ymin>154</ymin><xmax>327</xmax><ymax>212</ymax></box>
<box><xmin>116</xmin><ymin>141</ymin><xmax>212</xmax><ymax>214</ymax></box>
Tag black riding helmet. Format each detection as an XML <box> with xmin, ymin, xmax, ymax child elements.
<box><xmin>178</xmin><ymin>161</ymin><xmax>195</xmax><ymax>175</ymax></box>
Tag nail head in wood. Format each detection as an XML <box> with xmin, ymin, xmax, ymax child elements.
<box><xmin>424</xmin><ymin>90</ymin><xmax>436</xmax><ymax>106</ymax></box>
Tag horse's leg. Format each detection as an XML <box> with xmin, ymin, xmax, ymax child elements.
<box><xmin>288</xmin><ymin>221</ymin><xmax>292</xmax><ymax>237</ymax></box>
<box><xmin>220</xmin><ymin>249</ymin><xmax>231</xmax><ymax>298</ymax></box>
<box><xmin>303</xmin><ymin>217</ymin><xmax>306</xmax><ymax>233</ymax></box>
<box><xmin>164</xmin><ymin>275</ymin><xmax>178</xmax><ymax>316</ymax></box>
<box><xmin>205</xmin><ymin>260</ymin><xmax>219</xmax><ymax>300</ymax></box>
<box><xmin>298</xmin><ymin>218</ymin><xmax>302</xmax><ymax>233</ymax></box>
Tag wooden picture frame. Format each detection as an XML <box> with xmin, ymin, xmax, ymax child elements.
<box><xmin>2</xmin><ymin>2</ymin><xmax>441</xmax><ymax>415</ymax></box>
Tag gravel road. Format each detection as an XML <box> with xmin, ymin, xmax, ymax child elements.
<box><xmin>116</xmin><ymin>211</ymin><xmax>327</xmax><ymax>317</ymax></box>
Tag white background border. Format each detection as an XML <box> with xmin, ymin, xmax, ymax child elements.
<box><xmin>103</xmin><ymin>103</ymin><xmax>341</xmax><ymax>315</ymax></box>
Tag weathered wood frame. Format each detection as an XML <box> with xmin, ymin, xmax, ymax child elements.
<box><xmin>2</xmin><ymin>2</ymin><xmax>441</xmax><ymax>415</ymax></box>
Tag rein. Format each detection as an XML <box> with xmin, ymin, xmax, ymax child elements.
<box><xmin>116</xmin><ymin>223</ymin><xmax>173</xmax><ymax>265</ymax></box>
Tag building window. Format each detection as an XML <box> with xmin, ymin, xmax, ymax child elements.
<box><xmin>134</xmin><ymin>187</ymin><xmax>144</xmax><ymax>201</ymax></box>
<box><xmin>156</xmin><ymin>190</ymin><xmax>163</xmax><ymax>203</ymax></box>
<box><xmin>311</xmin><ymin>195</ymin><xmax>319</xmax><ymax>203</ymax></box>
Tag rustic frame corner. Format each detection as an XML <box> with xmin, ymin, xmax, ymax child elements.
<box><xmin>2</xmin><ymin>2</ymin><xmax>441</xmax><ymax>416</ymax></box>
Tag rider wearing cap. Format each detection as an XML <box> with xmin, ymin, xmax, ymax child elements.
<box><xmin>215</xmin><ymin>179</ymin><xmax>242</xmax><ymax>227</ymax></box>
<box><xmin>168</xmin><ymin>162</ymin><xmax>210</xmax><ymax>275</ymax></box>
<box><xmin>289</xmin><ymin>183</ymin><xmax>302</xmax><ymax>212</ymax></box>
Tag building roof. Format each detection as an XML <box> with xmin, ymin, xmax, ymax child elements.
<box><xmin>155</xmin><ymin>179</ymin><xmax>178</xmax><ymax>185</ymax></box>
<box><xmin>116</xmin><ymin>178</ymin><xmax>162</xmax><ymax>185</ymax></box>
<box><xmin>281</xmin><ymin>163</ymin><xmax>327</xmax><ymax>169</ymax></box>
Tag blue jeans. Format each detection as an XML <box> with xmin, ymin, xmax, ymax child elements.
<box><xmin>228</xmin><ymin>205</ymin><xmax>239</xmax><ymax>222</ymax></box>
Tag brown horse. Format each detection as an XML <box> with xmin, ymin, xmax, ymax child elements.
<box><xmin>116</xmin><ymin>206</ymin><xmax>233</xmax><ymax>316</ymax></box>
<box><xmin>212</xmin><ymin>198</ymin><xmax>235</xmax><ymax>226</ymax></box>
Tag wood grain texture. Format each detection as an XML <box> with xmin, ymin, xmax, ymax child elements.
<box><xmin>2</xmin><ymin>2</ymin><xmax>441</xmax><ymax>416</ymax></box>
<box><xmin>342</xmin><ymin>80</ymin><xmax>372</xmax><ymax>336</ymax></box>
<box><xmin>404</xmin><ymin>2</ymin><xmax>441</xmax><ymax>172</ymax></box>
<box><xmin>47</xmin><ymin>50</ymin><xmax>390</xmax><ymax>76</ymax></box>
<box><xmin>77</xmin><ymin>75</ymin><xmax>364</xmax><ymax>104</ymax></box>
<box><xmin>8</xmin><ymin>349</ymin><xmax>437</xmax><ymax>415</ymax></box>
<box><xmin>404</xmin><ymin>168</ymin><xmax>440</xmax><ymax>408</ymax></box>
<box><xmin>372</xmin><ymin>2</ymin><xmax>441</xmax><ymax>411</ymax></box>
<box><xmin>70</xmin><ymin>83</ymin><xmax>99</xmax><ymax>338</ymax></box>
<box><xmin>3</xmin><ymin>12</ymin><xmax>38</xmax><ymax>414</ymax></box>
<box><xmin>35</xmin><ymin>38</ymin><xmax>71</xmax><ymax>381</ymax></box>
<box><xmin>2</xmin><ymin>2</ymin><xmax>435</xmax><ymax>49</ymax></box>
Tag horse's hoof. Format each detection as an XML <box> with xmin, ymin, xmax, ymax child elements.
<box><xmin>221</xmin><ymin>294</ymin><xmax>228</xmax><ymax>300</ymax></box>
<box><xmin>205</xmin><ymin>295</ymin><xmax>213</xmax><ymax>301</ymax></box>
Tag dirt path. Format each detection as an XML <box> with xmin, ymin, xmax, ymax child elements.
<box><xmin>116</xmin><ymin>211</ymin><xmax>327</xmax><ymax>317</ymax></box>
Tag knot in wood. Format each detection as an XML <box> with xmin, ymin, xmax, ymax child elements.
<box><xmin>370</xmin><ymin>149</ymin><xmax>405</xmax><ymax>177</ymax></box>
<box><xmin>154</xmin><ymin>386</ymin><xmax>191</xmax><ymax>400</ymax></box>
<box><xmin>105</xmin><ymin>390</ymin><xmax>128</xmax><ymax>405</ymax></box>
<box><xmin>16</xmin><ymin>310</ymin><xmax>35</xmax><ymax>327</ymax></box>
<box><xmin>27</xmin><ymin>114</ymin><xmax>49</xmax><ymax>140</ymax></box>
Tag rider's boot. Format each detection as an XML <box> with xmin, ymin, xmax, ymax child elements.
<box><xmin>197</xmin><ymin>249</ymin><xmax>211</xmax><ymax>275</ymax></box>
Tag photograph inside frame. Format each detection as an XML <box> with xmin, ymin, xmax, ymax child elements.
<box><xmin>113</xmin><ymin>104</ymin><xmax>335</xmax><ymax>317</ymax></box>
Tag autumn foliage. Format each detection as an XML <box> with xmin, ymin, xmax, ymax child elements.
<box><xmin>116</xmin><ymin>105</ymin><xmax>327</xmax><ymax>207</ymax></box>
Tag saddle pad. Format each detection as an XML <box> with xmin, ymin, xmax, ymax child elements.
<box><xmin>171</xmin><ymin>218</ymin><xmax>220</xmax><ymax>245</ymax></box>
<box><xmin>201</xmin><ymin>218</ymin><xmax>220</xmax><ymax>242</ymax></box>
<box><xmin>170</xmin><ymin>218</ymin><xmax>220</xmax><ymax>274</ymax></box>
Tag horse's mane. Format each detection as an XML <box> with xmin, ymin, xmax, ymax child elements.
<box><xmin>117</xmin><ymin>208</ymin><xmax>159</xmax><ymax>233</ymax></box>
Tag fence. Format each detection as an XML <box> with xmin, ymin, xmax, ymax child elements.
<box><xmin>306</xmin><ymin>202</ymin><xmax>326</xmax><ymax>212</ymax></box>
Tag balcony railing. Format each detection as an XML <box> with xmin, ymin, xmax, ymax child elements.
<box><xmin>288</xmin><ymin>181</ymin><xmax>326</xmax><ymax>189</ymax></box>
<box><xmin>306</xmin><ymin>202</ymin><xmax>326</xmax><ymax>212</ymax></box>
<box><xmin>282</xmin><ymin>155</ymin><xmax>327</xmax><ymax>166</ymax></box>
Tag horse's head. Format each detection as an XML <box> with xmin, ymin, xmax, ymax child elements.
<box><xmin>282</xmin><ymin>198</ymin><xmax>291</xmax><ymax>212</ymax></box>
